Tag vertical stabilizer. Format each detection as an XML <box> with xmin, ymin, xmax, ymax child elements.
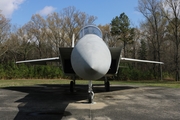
<box><xmin>72</xmin><ymin>34</ymin><xmax>75</xmax><ymax>47</ymax></box>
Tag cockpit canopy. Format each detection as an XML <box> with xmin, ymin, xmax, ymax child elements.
<box><xmin>79</xmin><ymin>25</ymin><xmax>102</xmax><ymax>39</ymax></box>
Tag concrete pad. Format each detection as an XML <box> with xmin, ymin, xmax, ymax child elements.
<box><xmin>0</xmin><ymin>84</ymin><xmax>180</xmax><ymax>120</ymax></box>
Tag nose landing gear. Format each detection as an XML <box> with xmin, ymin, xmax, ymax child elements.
<box><xmin>88</xmin><ymin>80</ymin><xmax>94</xmax><ymax>103</ymax></box>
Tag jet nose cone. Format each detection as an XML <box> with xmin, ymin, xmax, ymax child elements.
<box><xmin>71</xmin><ymin>34</ymin><xmax>111</xmax><ymax>80</ymax></box>
<box><xmin>84</xmin><ymin>59</ymin><xmax>100</xmax><ymax>75</ymax></box>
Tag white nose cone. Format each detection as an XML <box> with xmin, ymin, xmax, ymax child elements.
<box><xmin>71</xmin><ymin>34</ymin><xmax>111</xmax><ymax>80</ymax></box>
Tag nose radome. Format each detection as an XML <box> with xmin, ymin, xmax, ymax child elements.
<box><xmin>83</xmin><ymin>56</ymin><xmax>100</xmax><ymax>75</ymax></box>
<box><xmin>71</xmin><ymin>34</ymin><xmax>111</xmax><ymax>80</ymax></box>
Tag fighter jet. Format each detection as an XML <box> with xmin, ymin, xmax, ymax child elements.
<box><xmin>16</xmin><ymin>25</ymin><xmax>164</xmax><ymax>103</ymax></box>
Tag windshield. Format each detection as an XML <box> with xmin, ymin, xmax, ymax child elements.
<box><xmin>79</xmin><ymin>25</ymin><xmax>102</xmax><ymax>39</ymax></box>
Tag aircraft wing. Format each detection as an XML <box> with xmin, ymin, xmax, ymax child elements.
<box><xmin>120</xmin><ymin>57</ymin><xmax>164</xmax><ymax>64</ymax></box>
<box><xmin>16</xmin><ymin>48</ymin><xmax>75</xmax><ymax>75</ymax></box>
<box><xmin>16</xmin><ymin>57</ymin><xmax>60</xmax><ymax>65</ymax></box>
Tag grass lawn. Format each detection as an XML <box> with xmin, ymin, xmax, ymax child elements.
<box><xmin>0</xmin><ymin>79</ymin><xmax>180</xmax><ymax>88</ymax></box>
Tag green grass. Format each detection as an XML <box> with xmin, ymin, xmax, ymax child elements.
<box><xmin>0</xmin><ymin>79</ymin><xmax>180</xmax><ymax>88</ymax></box>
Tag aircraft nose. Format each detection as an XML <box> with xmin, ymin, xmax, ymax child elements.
<box><xmin>83</xmin><ymin>58</ymin><xmax>100</xmax><ymax>75</ymax></box>
<box><xmin>71</xmin><ymin>34</ymin><xmax>111</xmax><ymax>80</ymax></box>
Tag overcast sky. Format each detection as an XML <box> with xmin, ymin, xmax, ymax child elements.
<box><xmin>0</xmin><ymin>0</ymin><xmax>144</xmax><ymax>27</ymax></box>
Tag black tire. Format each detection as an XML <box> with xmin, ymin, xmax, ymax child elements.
<box><xmin>105</xmin><ymin>81</ymin><xmax>110</xmax><ymax>92</ymax></box>
<box><xmin>88</xmin><ymin>93</ymin><xmax>93</xmax><ymax>103</ymax></box>
<box><xmin>70</xmin><ymin>81</ymin><xmax>74</xmax><ymax>93</ymax></box>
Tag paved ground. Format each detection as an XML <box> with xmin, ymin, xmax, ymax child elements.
<box><xmin>0</xmin><ymin>83</ymin><xmax>180</xmax><ymax>120</ymax></box>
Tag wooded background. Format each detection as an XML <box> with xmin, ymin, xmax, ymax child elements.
<box><xmin>0</xmin><ymin>0</ymin><xmax>179</xmax><ymax>81</ymax></box>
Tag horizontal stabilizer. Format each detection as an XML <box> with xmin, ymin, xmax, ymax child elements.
<box><xmin>121</xmin><ymin>58</ymin><xmax>164</xmax><ymax>64</ymax></box>
<box><xmin>16</xmin><ymin>57</ymin><xmax>60</xmax><ymax>65</ymax></box>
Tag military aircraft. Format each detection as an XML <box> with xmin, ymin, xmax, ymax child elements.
<box><xmin>16</xmin><ymin>25</ymin><xmax>164</xmax><ymax>103</ymax></box>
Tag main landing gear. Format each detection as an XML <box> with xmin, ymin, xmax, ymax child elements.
<box><xmin>70</xmin><ymin>76</ymin><xmax>76</xmax><ymax>93</ymax></box>
<box><xmin>104</xmin><ymin>77</ymin><xmax>110</xmax><ymax>92</ymax></box>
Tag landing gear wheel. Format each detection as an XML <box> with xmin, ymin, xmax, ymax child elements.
<box><xmin>105</xmin><ymin>81</ymin><xmax>110</xmax><ymax>92</ymax></box>
<box><xmin>70</xmin><ymin>81</ymin><xmax>74</xmax><ymax>93</ymax></box>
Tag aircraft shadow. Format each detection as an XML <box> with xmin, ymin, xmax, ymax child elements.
<box><xmin>3</xmin><ymin>84</ymin><xmax>138</xmax><ymax>120</ymax></box>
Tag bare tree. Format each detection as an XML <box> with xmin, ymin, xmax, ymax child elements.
<box><xmin>60</xmin><ymin>6</ymin><xmax>97</xmax><ymax>46</ymax></box>
<box><xmin>28</xmin><ymin>14</ymin><xmax>48</xmax><ymax>58</ymax></box>
<box><xmin>46</xmin><ymin>6</ymin><xmax>97</xmax><ymax>56</ymax></box>
<box><xmin>161</xmin><ymin>0</ymin><xmax>180</xmax><ymax>81</ymax></box>
<box><xmin>137</xmin><ymin>0</ymin><xmax>167</xmax><ymax>79</ymax></box>
<box><xmin>132</xmin><ymin>28</ymin><xmax>141</xmax><ymax>59</ymax></box>
<box><xmin>0</xmin><ymin>11</ymin><xmax>10</xmax><ymax>58</ymax></box>
<box><xmin>15</xmin><ymin>24</ymin><xmax>36</xmax><ymax>60</ymax></box>
<box><xmin>46</xmin><ymin>12</ymin><xmax>64</xmax><ymax>56</ymax></box>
